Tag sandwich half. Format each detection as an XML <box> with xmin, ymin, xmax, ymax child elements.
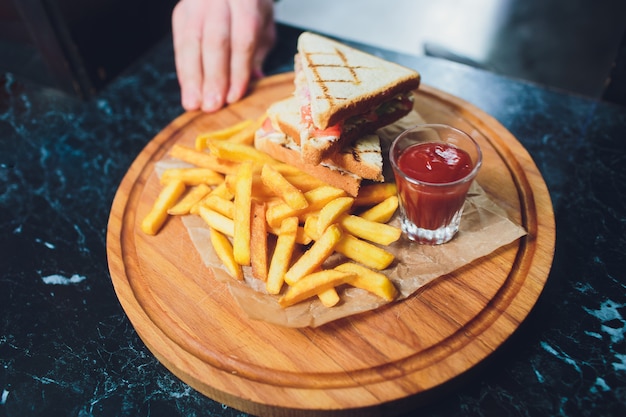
<box><xmin>295</xmin><ymin>31</ymin><xmax>421</xmax><ymax>164</ymax></box>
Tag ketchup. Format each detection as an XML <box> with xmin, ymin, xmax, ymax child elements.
<box><xmin>397</xmin><ymin>143</ymin><xmax>473</xmax><ymax>184</ymax></box>
<box><xmin>394</xmin><ymin>142</ymin><xmax>475</xmax><ymax>234</ymax></box>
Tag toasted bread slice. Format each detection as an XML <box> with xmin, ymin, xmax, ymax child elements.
<box><xmin>296</xmin><ymin>31</ymin><xmax>421</xmax><ymax>130</ymax></box>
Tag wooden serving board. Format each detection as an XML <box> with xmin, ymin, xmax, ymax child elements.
<box><xmin>107</xmin><ymin>73</ymin><xmax>555</xmax><ymax>416</ymax></box>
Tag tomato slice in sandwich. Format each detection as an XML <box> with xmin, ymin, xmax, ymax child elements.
<box><xmin>300</xmin><ymin>105</ymin><xmax>343</xmax><ymax>138</ymax></box>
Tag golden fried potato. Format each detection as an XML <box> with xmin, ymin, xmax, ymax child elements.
<box><xmin>141</xmin><ymin>180</ymin><xmax>186</xmax><ymax>235</ymax></box>
<box><xmin>335</xmin><ymin>262</ymin><xmax>397</xmax><ymax>301</ymax></box>
<box><xmin>233</xmin><ymin>161</ymin><xmax>253</xmax><ymax>265</ymax></box>
<box><xmin>250</xmin><ymin>202</ymin><xmax>269</xmax><ymax>281</ymax></box>
<box><xmin>266</xmin><ymin>217</ymin><xmax>299</xmax><ymax>295</ymax></box>
<box><xmin>278</xmin><ymin>270</ymin><xmax>355</xmax><ymax>308</ymax></box>
<box><xmin>210</xmin><ymin>228</ymin><xmax>243</xmax><ymax>280</ymax></box>
<box><xmin>284</xmin><ymin>224</ymin><xmax>343</xmax><ymax>285</ymax></box>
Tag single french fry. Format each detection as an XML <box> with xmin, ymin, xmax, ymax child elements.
<box><xmin>196</xmin><ymin>119</ymin><xmax>254</xmax><ymax>148</ymax></box>
<box><xmin>278</xmin><ymin>270</ymin><xmax>356</xmax><ymax>308</ymax></box>
<box><xmin>335</xmin><ymin>234</ymin><xmax>395</xmax><ymax>270</ymax></box>
<box><xmin>209</xmin><ymin>140</ymin><xmax>278</xmax><ymax>165</ymax></box>
<box><xmin>169</xmin><ymin>144</ymin><xmax>239</xmax><ymax>175</ymax></box>
<box><xmin>353</xmin><ymin>183</ymin><xmax>397</xmax><ymax>207</ymax></box>
<box><xmin>281</xmin><ymin>172</ymin><xmax>327</xmax><ymax>191</ymax></box>
<box><xmin>317</xmin><ymin>288</ymin><xmax>341</xmax><ymax>307</ymax></box>
<box><xmin>261</xmin><ymin>164</ymin><xmax>309</xmax><ymax>210</ymax></box>
<box><xmin>335</xmin><ymin>262</ymin><xmax>397</xmax><ymax>301</ymax></box>
<box><xmin>266</xmin><ymin>217</ymin><xmax>299</xmax><ymax>295</ymax></box>
<box><xmin>141</xmin><ymin>180</ymin><xmax>186</xmax><ymax>235</ymax></box>
<box><xmin>200</xmin><ymin>194</ymin><xmax>235</xmax><ymax>219</ymax></box>
<box><xmin>284</xmin><ymin>224</ymin><xmax>343</xmax><ymax>285</ymax></box>
<box><xmin>266</xmin><ymin>186</ymin><xmax>346</xmax><ymax>229</ymax></box>
<box><xmin>250</xmin><ymin>202</ymin><xmax>269</xmax><ymax>281</ymax></box>
<box><xmin>227</xmin><ymin>115</ymin><xmax>265</xmax><ymax>145</ymax></box>
<box><xmin>167</xmin><ymin>183</ymin><xmax>212</xmax><ymax>216</ymax></box>
<box><xmin>359</xmin><ymin>195</ymin><xmax>399</xmax><ymax>223</ymax></box>
<box><xmin>198</xmin><ymin>206</ymin><xmax>234</xmax><ymax>237</ymax></box>
<box><xmin>317</xmin><ymin>196</ymin><xmax>354</xmax><ymax>235</ymax></box>
<box><xmin>338</xmin><ymin>214</ymin><xmax>402</xmax><ymax>246</ymax></box>
<box><xmin>210</xmin><ymin>228</ymin><xmax>243</xmax><ymax>280</ymax></box>
<box><xmin>271</xmin><ymin>163</ymin><xmax>309</xmax><ymax>177</ymax></box>
<box><xmin>233</xmin><ymin>161</ymin><xmax>253</xmax><ymax>265</ymax></box>
<box><xmin>160</xmin><ymin>168</ymin><xmax>224</xmax><ymax>186</ymax></box>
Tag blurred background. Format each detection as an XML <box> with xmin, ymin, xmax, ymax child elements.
<box><xmin>275</xmin><ymin>0</ymin><xmax>626</xmax><ymax>102</ymax></box>
<box><xmin>1</xmin><ymin>0</ymin><xmax>625</xmax><ymax>104</ymax></box>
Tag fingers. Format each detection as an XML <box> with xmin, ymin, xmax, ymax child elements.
<box><xmin>171</xmin><ymin>0</ymin><xmax>276</xmax><ymax>112</ymax></box>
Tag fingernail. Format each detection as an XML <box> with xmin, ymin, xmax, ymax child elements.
<box><xmin>182</xmin><ymin>89</ymin><xmax>201</xmax><ymax>110</ymax></box>
<box><xmin>226</xmin><ymin>90</ymin><xmax>240</xmax><ymax>104</ymax></box>
<box><xmin>202</xmin><ymin>92</ymin><xmax>222</xmax><ymax>112</ymax></box>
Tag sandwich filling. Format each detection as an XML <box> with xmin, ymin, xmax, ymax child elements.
<box><xmin>257</xmin><ymin>118</ymin><xmax>361</xmax><ymax>180</ymax></box>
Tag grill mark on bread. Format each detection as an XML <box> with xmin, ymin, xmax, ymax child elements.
<box><xmin>303</xmin><ymin>49</ymin><xmax>370</xmax><ymax>107</ymax></box>
<box><xmin>338</xmin><ymin>147</ymin><xmax>379</xmax><ymax>163</ymax></box>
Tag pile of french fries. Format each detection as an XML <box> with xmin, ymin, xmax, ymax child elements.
<box><xmin>141</xmin><ymin>116</ymin><xmax>402</xmax><ymax>308</ymax></box>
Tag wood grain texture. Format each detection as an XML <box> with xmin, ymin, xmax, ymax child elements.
<box><xmin>106</xmin><ymin>73</ymin><xmax>555</xmax><ymax>416</ymax></box>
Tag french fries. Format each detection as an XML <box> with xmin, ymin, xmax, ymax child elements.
<box><xmin>279</xmin><ymin>270</ymin><xmax>356</xmax><ymax>308</ymax></box>
<box><xmin>335</xmin><ymin>262</ymin><xmax>397</xmax><ymax>301</ymax></box>
<box><xmin>266</xmin><ymin>185</ymin><xmax>346</xmax><ymax>229</ymax></box>
<box><xmin>167</xmin><ymin>184</ymin><xmax>212</xmax><ymax>216</ymax></box>
<box><xmin>142</xmin><ymin>117</ymin><xmax>403</xmax><ymax>310</ymax></box>
<box><xmin>284</xmin><ymin>224</ymin><xmax>343</xmax><ymax>286</ymax></box>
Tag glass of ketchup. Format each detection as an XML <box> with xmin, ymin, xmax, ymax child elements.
<box><xmin>389</xmin><ymin>124</ymin><xmax>482</xmax><ymax>244</ymax></box>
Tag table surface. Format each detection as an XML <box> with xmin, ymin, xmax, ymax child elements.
<box><xmin>1</xmin><ymin>23</ymin><xmax>625</xmax><ymax>417</ymax></box>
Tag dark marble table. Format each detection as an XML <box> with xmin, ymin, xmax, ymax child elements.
<box><xmin>1</xmin><ymin>23</ymin><xmax>625</xmax><ymax>417</ymax></box>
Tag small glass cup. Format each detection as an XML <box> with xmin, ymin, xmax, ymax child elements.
<box><xmin>389</xmin><ymin>124</ymin><xmax>482</xmax><ymax>244</ymax></box>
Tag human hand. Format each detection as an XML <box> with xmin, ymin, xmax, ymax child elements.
<box><xmin>172</xmin><ymin>0</ymin><xmax>276</xmax><ymax>112</ymax></box>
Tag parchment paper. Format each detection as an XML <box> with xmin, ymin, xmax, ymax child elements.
<box><xmin>157</xmin><ymin>111</ymin><xmax>527</xmax><ymax>328</ymax></box>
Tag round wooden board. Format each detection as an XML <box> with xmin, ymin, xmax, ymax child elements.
<box><xmin>107</xmin><ymin>73</ymin><xmax>555</xmax><ymax>416</ymax></box>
